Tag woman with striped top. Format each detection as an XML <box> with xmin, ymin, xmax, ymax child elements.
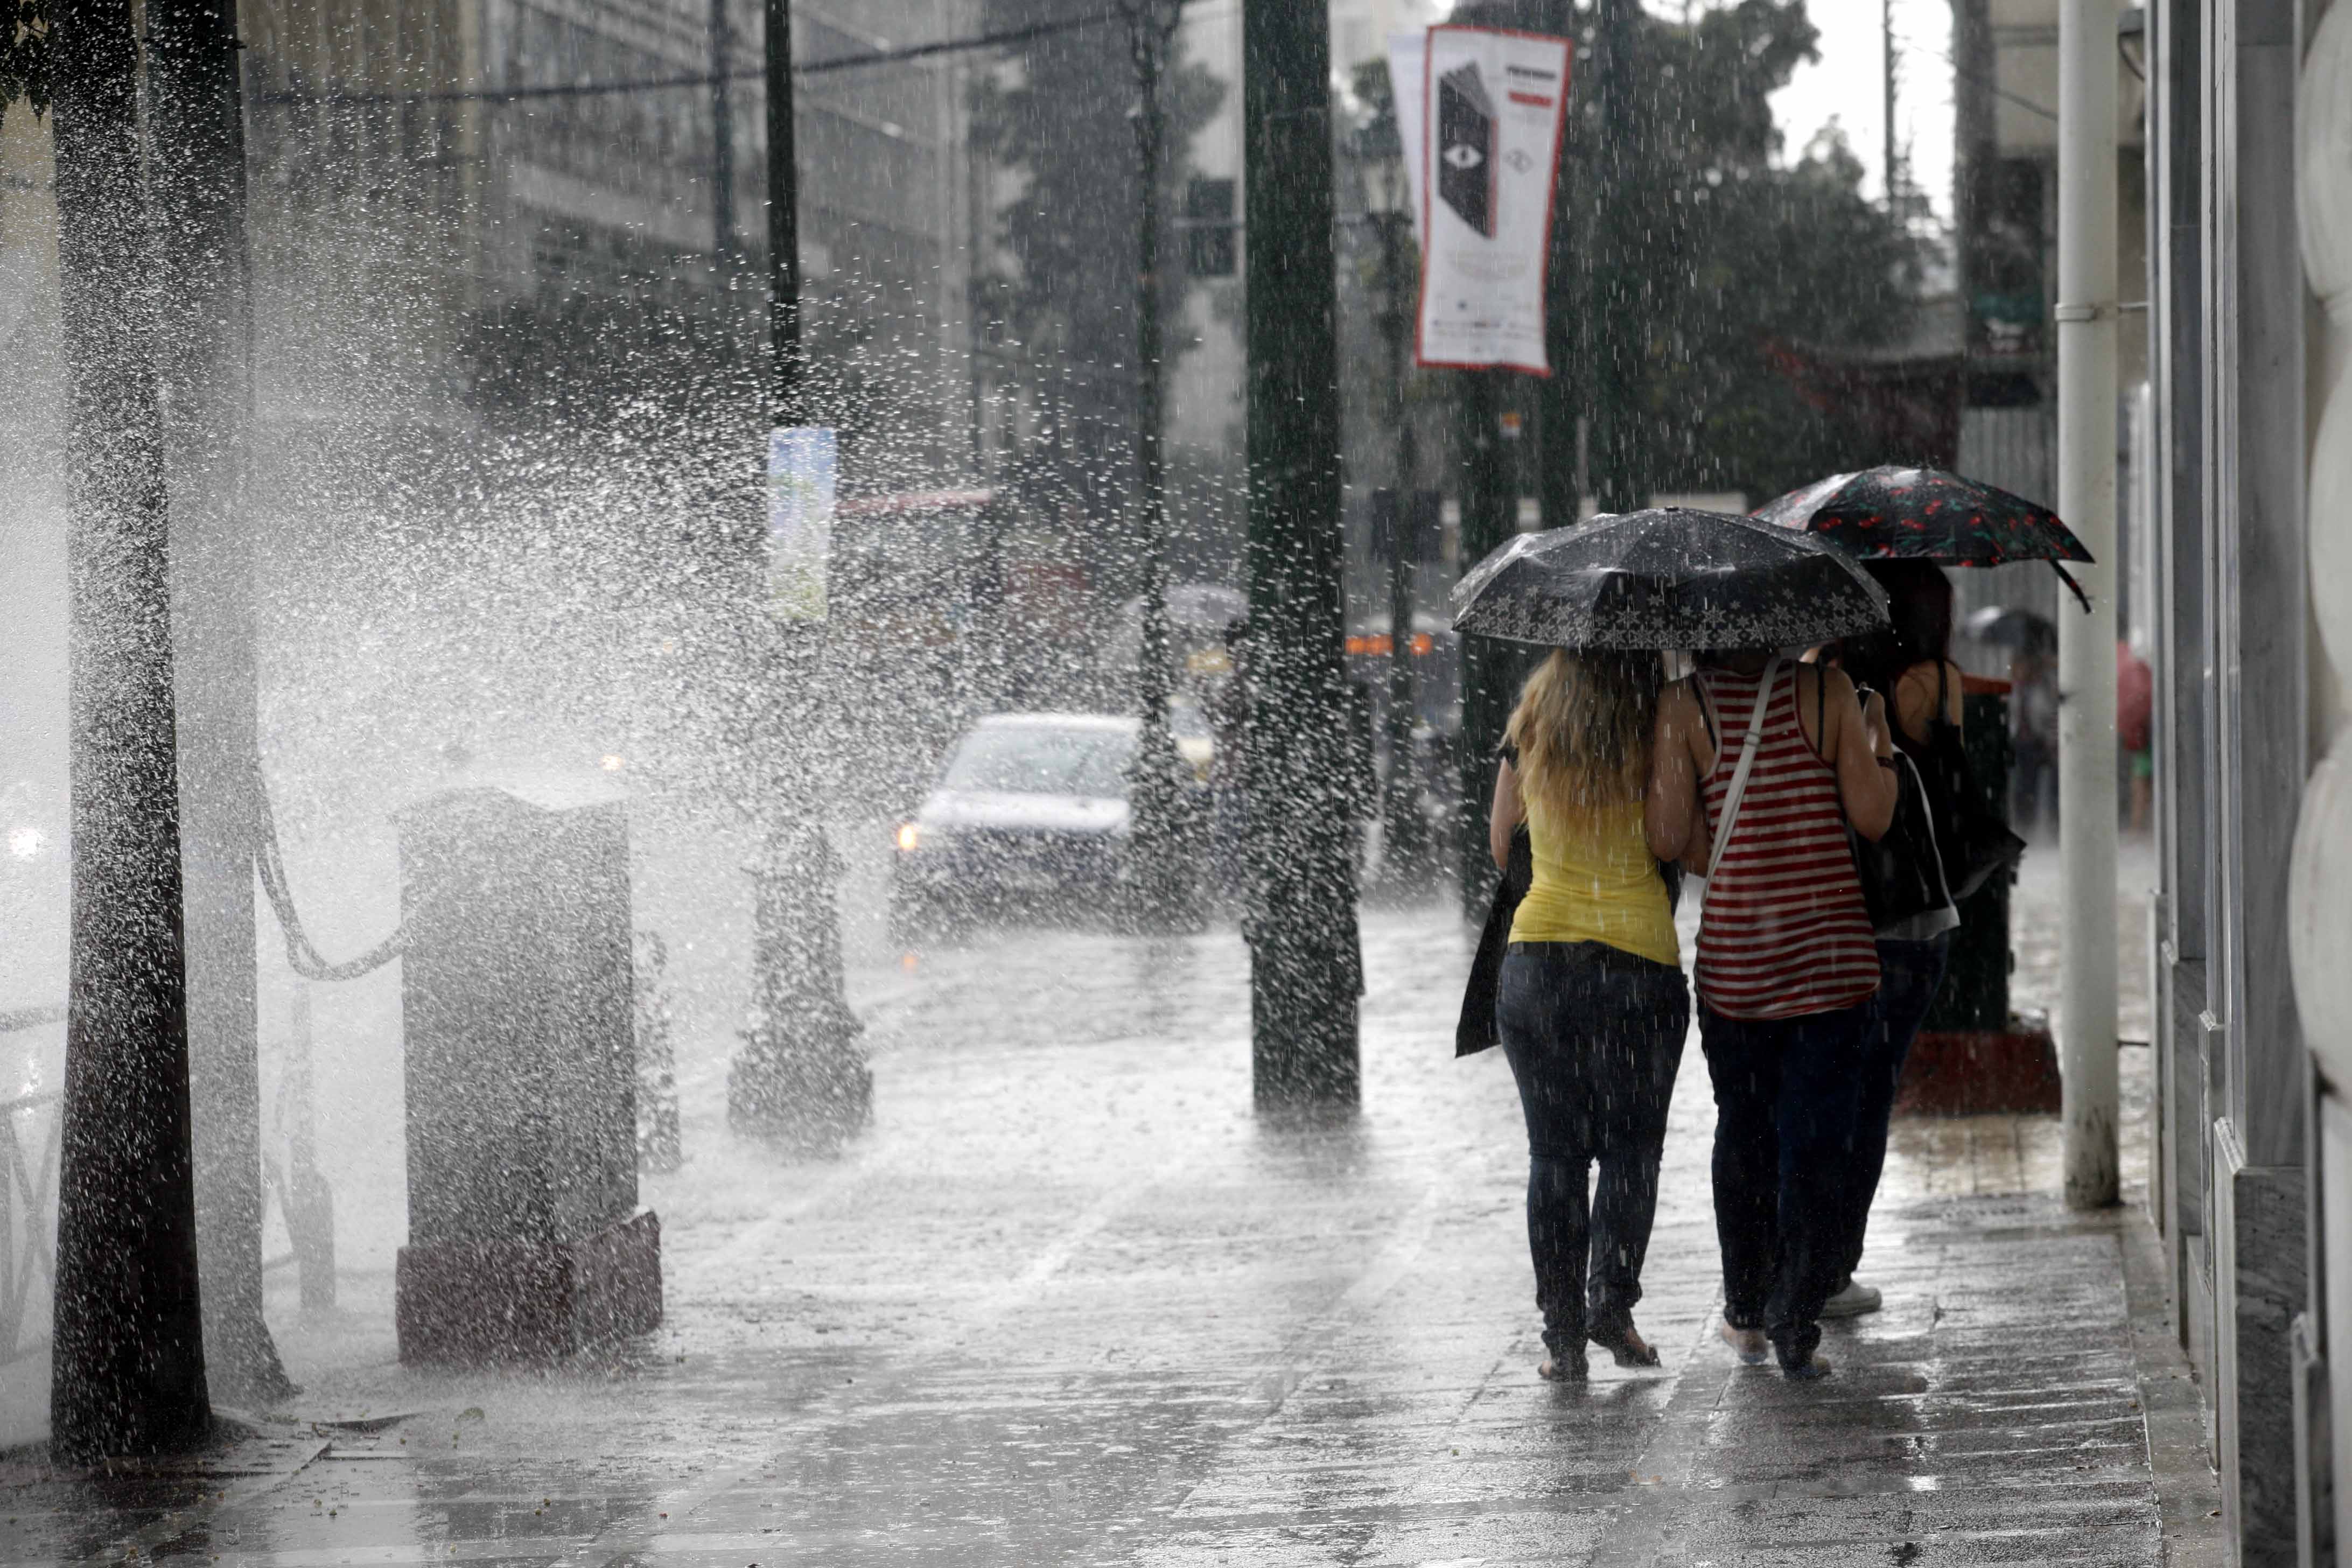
<box><xmin>1645</xmin><ymin>649</ymin><xmax>1898</xmax><ymax>1380</ymax></box>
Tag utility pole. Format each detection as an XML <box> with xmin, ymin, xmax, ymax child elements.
<box><xmin>1535</xmin><ymin>0</ymin><xmax>1579</xmax><ymax>536</ymax></box>
<box><xmin>1371</xmin><ymin>198</ymin><xmax>1431</xmax><ymax>891</ymax></box>
<box><xmin>2055</xmin><ymin>0</ymin><xmax>2119</xmax><ymax>1206</ymax></box>
<box><xmin>1455</xmin><ymin>370</ymin><xmax>1513</xmax><ymax>913</ymax></box>
<box><xmin>49</xmin><ymin>0</ymin><xmax>212</xmax><ymax>1460</ymax></box>
<box><xmin>1118</xmin><ymin>0</ymin><xmax>1200</xmax><ymax>930</ymax></box>
<box><xmin>712</xmin><ymin>0</ymin><xmax>735</xmax><ymax>260</ymax></box>
<box><xmin>1242</xmin><ymin>0</ymin><xmax>1361</xmax><ymax>1109</ymax></box>
<box><xmin>1588</xmin><ymin>0</ymin><xmax>1642</xmax><ymax>513</ymax></box>
<box><xmin>729</xmin><ymin>0</ymin><xmax>874</xmax><ymax>1152</ymax></box>
<box><xmin>1882</xmin><ymin>0</ymin><xmax>1900</xmax><ymax>210</ymax></box>
<box><xmin>146</xmin><ymin>0</ymin><xmax>293</xmax><ymax>1404</ymax></box>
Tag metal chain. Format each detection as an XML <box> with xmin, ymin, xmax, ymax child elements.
<box><xmin>253</xmin><ymin>754</ymin><xmax>411</xmax><ymax>983</ymax></box>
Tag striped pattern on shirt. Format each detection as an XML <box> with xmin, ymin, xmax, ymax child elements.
<box><xmin>1694</xmin><ymin>663</ymin><xmax>1881</xmax><ymax>1020</ymax></box>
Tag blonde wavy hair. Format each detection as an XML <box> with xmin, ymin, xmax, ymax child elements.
<box><xmin>1505</xmin><ymin>648</ymin><xmax>1663</xmax><ymax>816</ymax></box>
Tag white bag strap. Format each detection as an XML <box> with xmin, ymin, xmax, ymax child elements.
<box><xmin>1701</xmin><ymin>655</ymin><xmax>1780</xmax><ymax>912</ymax></box>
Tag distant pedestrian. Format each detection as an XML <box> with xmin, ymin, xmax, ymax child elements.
<box><xmin>1824</xmin><ymin>561</ymin><xmax>1969</xmax><ymax>1320</ymax></box>
<box><xmin>2009</xmin><ymin>647</ymin><xmax>2059</xmax><ymax>834</ymax></box>
<box><xmin>1647</xmin><ymin>646</ymin><xmax>1898</xmax><ymax>1380</ymax></box>
<box><xmin>2118</xmin><ymin>640</ymin><xmax>2154</xmax><ymax>834</ymax></box>
<box><xmin>1485</xmin><ymin>649</ymin><xmax>1689</xmax><ymax>1382</ymax></box>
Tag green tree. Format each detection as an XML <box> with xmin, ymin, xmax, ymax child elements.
<box><xmin>969</xmin><ymin>0</ymin><xmax>1224</xmax><ymax>610</ymax></box>
<box><xmin>1574</xmin><ymin>0</ymin><xmax>1930</xmax><ymax>500</ymax></box>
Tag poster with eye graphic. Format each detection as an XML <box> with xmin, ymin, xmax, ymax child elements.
<box><xmin>1390</xmin><ymin>25</ymin><xmax>1572</xmax><ymax>375</ymax></box>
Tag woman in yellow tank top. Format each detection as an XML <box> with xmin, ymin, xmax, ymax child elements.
<box><xmin>1485</xmin><ymin>649</ymin><xmax>1689</xmax><ymax>1380</ymax></box>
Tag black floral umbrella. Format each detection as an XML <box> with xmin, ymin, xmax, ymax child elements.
<box><xmin>1755</xmin><ymin>465</ymin><xmax>2096</xmax><ymax>611</ymax></box>
<box><xmin>1451</xmin><ymin>507</ymin><xmax>1889</xmax><ymax>650</ymax></box>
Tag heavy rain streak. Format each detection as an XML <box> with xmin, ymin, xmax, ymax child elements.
<box><xmin>0</xmin><ymin>0</ymin><xmax>2195</xmax><ymax>1555</ymax></box>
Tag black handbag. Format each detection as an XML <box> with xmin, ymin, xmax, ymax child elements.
<box><xmin>1455</xmin><ymin>823</ymin><xmax>1533</xmax><ymax>1058</ymax></box>
<box><xmin>1849</xmin><ymin>748</ymin><xmax>1955</xmax><ymax>931</ymax></box>
<box><xmin>1910</xmin><ymin>667</ymin><xmax>2027</xmax><ymax>901</ymax></box>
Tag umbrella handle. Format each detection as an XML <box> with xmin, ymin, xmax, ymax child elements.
<box><xmin>2051</xmin><ymin>561</ymin><xmax>2094</xmax><ymax>614</ymax></box>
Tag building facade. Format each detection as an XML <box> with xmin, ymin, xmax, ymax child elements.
<box><xmin>2143</xmin><ymin>0</ymin><xmax>2347</xmax><ymax>1556</ymax></box>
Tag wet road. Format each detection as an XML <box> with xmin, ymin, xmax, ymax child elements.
<box><xmin>0</xmin><ymin>847</ymin><xmax>2215</xmax><ymax>1566</ymax></box>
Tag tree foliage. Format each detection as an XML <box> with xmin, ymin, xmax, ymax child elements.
<box><xmin>969</xmin><ymin>0</ymin><xmax>1225</xmax><ymax>598</ymax></box>
<box><xmin>2</xmin><ymin>0</ymin><xmax>50</xmax><ymax>125</ymax></box>
<box><xmin>1571</xmin><ymin>0</ymin><xmax>1933</xmax><ymax>499</ymax></box>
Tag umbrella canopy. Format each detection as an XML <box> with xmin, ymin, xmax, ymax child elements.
<box><xmin>1756</xmin><ymin>466</ymin><xmax>2095</xmax><ymax>566</ymax></box>
<box><xmin>1451</xmin><ymin>507</ymin><xmax>1891</xmax><ymax>650</ymax></box>
<box><xmin>1963</xmin><ymin>604</ymin><xmax>2057</xmax><ymax>652</ymax></box>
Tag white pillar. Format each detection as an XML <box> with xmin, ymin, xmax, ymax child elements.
<box><xmin>2056</xmin><ymin>0</ymin><xmax>2121</xmax><ymax>1208</ymax></box>
<box><xmin>2291</xmin><ymin>4</ymin><xmax>2352</xmax><ymax>1548</ymax></box>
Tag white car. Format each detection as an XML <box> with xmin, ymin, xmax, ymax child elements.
<box><xmin>890</xmin><ymin>713</ymin><xmax>1198</xmax><ymax>935</ymax></box>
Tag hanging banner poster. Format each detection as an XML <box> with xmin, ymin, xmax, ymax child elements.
<box><xmin>767</xmin><ymin>426</ymin><xmax>838</xmax><ymax>621</ymax></box>
<box><xmin>1406</xmin><ymin>25</ymin><xmax>1572</xmax><ymax>375</ymax></box>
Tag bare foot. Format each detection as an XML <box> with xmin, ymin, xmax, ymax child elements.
<box><xmin>1719</xmin><ymin>1319</ymin><xmax>1767</xmax><ymax>1366</ymax></box>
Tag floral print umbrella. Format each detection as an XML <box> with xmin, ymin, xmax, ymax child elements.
<box><xmin>1451</xmin><ymin>508</ymin><xmax>1890</xmax><ymax>650</ymax></box>
<box><xmin>1755</xmin><ymin>465</ymin><xmax>2097</xmax><ymax>611</ymax></box>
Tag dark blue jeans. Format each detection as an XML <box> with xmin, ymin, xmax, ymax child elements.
<box><xmin>1699</xmin><ymin>999</ymin><xmax>1871</xmax><ymax>1366</ymax></box>
<box><xmin>1840</xmin><ymin>934</ymin><xmax>1952</xmax><ymax>1281</ymax></box>
<box><xmin>1497</xmin><ymin>943</ymin><xmax>1689</xmax><ymax>1357</ymax></box>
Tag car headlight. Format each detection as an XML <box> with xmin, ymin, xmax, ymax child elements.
<box><xmin>895</xmin><ymin>822</ymin><xmax>920</xmax><ymax>853</ymax></box>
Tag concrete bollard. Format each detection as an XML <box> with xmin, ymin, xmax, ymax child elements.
<box><xmin>392</xmin><ymin>785</ymin><xmax>661</xmax><ymax>1363</ymax></box>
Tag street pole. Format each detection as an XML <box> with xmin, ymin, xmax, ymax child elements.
<box><xmin>711</xmin><ymin>0</ymin><xmax>736</xmax><ymax>261</ymax></box>
<box><xmin>1120</xmin><ymin>0</ymin><xmax>1199</xmax><ymax>930</ymax></box>
<box><xmin>146</xmin><ymin>0</ymin><xmax>293</xmax><ymax>1404</ymax></box>
<box><xmin>1882</xmin><ymin>0</ymin><xmax>1899</xmax><ymax>209</ymax></box>
<box><xmin>1376</xmin><ymin>207</ymin><xmax>1430</xmax><ymax>891</ymax></box>
<box><xmin>2055</xmin><ymin>0</ymin><xmax>2120</xmax><ymax>1207</ymax></box>
<box><xmin>1588</xmin><ymin>0</ymin><xmax>1642</xmax><ymax>513</ymax></box>
<box><xmin>1535</xmin><ymin>0</ymin><xmax>1579</xmax><ymax>536</ymax></box>
<box><xmin>49</xmin><ymin>0</ymin><xmax>212</xmax><ymax>1460</ymax></box>
<box><xmin>1242</xmin><ymin>0</ymin><xmax>1362</xmax><ymax>1109</ymax></box>
<box><xmin>1455</xmin><ymin>370</ymin><xmax>1512</xmax><ymax>914</ymax></box>
<box><xmin>728</xmin><ymin>0</ymin><xmax>874</xmax><ymax>1152</ymax></box>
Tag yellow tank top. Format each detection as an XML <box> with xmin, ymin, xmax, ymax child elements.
<box><xmin>1506</xmin><ymin>790</ymin><xmax>1681</xmax><ymax>968</ymax></box>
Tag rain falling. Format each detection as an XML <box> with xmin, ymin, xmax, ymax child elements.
<box><xmin>0</xmin><ymin>0</ymin><xmax>2278</xmax><ymax>1554</ymax></box>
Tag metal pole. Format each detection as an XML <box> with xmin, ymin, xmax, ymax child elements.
<box><xmin>2056</xmin><ymin>0</ymin><xmax>2120</xmax><ymax>1207</ymax></box>
<box><xmin>1242</xmin><ymin>0</ymin><xmax>1361</xmax><ymax>1108</ymax></box>
<box><xmin>765</xmin><ymin>0</ymin><xmax>801</xmax><ymax>423</ymax></box>
<box><xmin>1589</xmin><ymin>0</ymin><xmax>1641</xmax><ymax>513</ymax></box>
<box><xmin>712</xmin><ymin>0</ymin><xmax>735</xmax><ymax>260</ymax></box>
<box><xmin>1883</xmin><ymin>0</ymin><xmax>1898</xmax><ymax>208</ymax></box>
<box><xmin>1455</xmin><ymin>369</ymin><xmax>1513</xmax><ymax>914</ymax></box>
<box><xmin>1121</xmin><ymin>0</ymin><xmax>1196</xmax><ymax>929</ymax></box>
<box><xmin>731</xmin><ymin>0</ymin><xmax>873</xmax><ymax>1153</ymax></box>
<box><xmin>1378</xmin><ymin>207</ymin><xmax>1427</xmax><ymax>890</ymax></box>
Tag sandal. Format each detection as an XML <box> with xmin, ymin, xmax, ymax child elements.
<box><xmin>1587</xmin><ymin>1322</ymin><xmax>1662</xmax><ymax>1368</ymax></box>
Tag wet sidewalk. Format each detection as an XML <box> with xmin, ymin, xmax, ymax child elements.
<box><xmin>0</xmin><ymin>861</ymin><xmax>2218</xmax><ymax>1566</ymax></box>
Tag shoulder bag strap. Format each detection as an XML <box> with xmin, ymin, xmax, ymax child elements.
<box><xmin>1702</xmin><ymin>655</ymin><xmax>1780</xmax><ymax>907</ymax></box>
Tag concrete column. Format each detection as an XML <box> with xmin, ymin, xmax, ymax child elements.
<box><xmin>2056</xmin><ymin>0</ymin><xmax>2122</xmax><ymax>1208</ymax></box>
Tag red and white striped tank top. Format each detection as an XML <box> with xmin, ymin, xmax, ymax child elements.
<box><xmin>1694</xmin><ymin>663</ymin><xmax>1881</xmax><ymax>1020</ymax></box>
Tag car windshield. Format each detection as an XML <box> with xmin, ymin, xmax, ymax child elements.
<box><xmin>943</xmin><ymin>724</ymin><xmax>1134</xmax><ymax>797</ymax></box>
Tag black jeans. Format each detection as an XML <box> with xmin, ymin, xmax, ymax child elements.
<box><xmin>1699</xmin><ymin>999</ymin><xmax>1871</xmax><ymax>1366</ymax></box>
<box><xmin>1497</xmin><ymin>943</ymin><xmax>1690</xmax><ymax>1357</ymax></box>
<box><xmin>1840</xmin><ymin>934</ymin><xmax>1952</xmax><ymax>1282</ymax></box>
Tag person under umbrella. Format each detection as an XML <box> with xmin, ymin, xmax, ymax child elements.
<box><xmin>1754</xmin><ymin>464</ymin><xmax>2096</xmax><ymax>611</ymax></box>
<box><xmin>1815</xmin><ymin>562</ymin><xmax>1969</xmax><ymax>1322</ymax></box>
<box><xmin>1482</xmin><ymin>648</ymin><xmax>1688</xmax><ymax>1381</ymax></box>
<box><xmin>1454</xmin><ymin>509</ymin><xmax>1893</xmax><ymax>1384</ymax></box>
<box><xmin>1646</xmin><ymin>634</ymin><xmax>1899</xmax><ymax>1381</ymax></box>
